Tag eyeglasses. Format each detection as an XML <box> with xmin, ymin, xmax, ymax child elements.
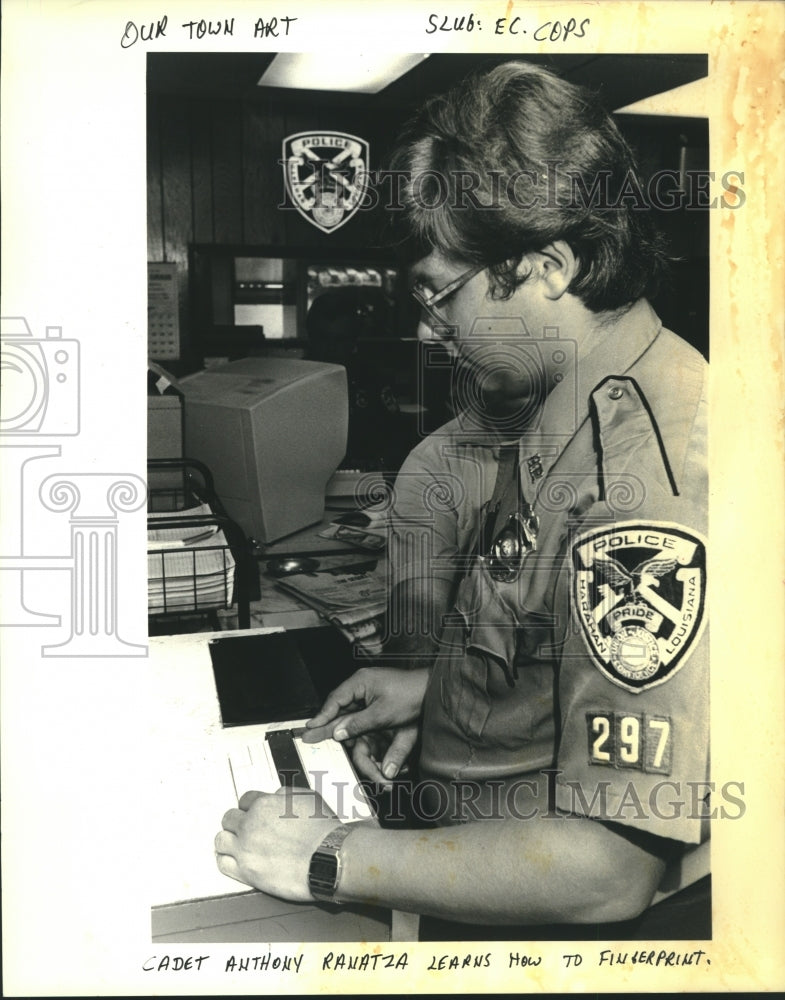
<box><xmin>411</xmin><ymin>263</ymin><xmax>486</xmax><ymax>337</ymax></box>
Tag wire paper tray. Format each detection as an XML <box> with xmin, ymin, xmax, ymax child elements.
<box><xmin>148</xmin><ymin>503</ymin><xmax>236</xmax><ymax>614</ymax></box>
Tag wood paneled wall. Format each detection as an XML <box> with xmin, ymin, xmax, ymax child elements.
<box><xmin>148</xmin><ymin>94</ymin><xmax>709</xmax><ymax>362</ymax></box>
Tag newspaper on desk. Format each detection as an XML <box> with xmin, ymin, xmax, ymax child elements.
<box><xmin>274</xmin><ymin>561</ymin><xmax>388</xmax><ymax>655</ymax></box>
<box><xmin>147</xmin><ymin>502</ymin><xmax>236</xmax><ymax>613</ymax></box>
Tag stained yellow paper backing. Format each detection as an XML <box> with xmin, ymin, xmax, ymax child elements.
<box><xmin>1</xmin><ymin>0</ymin><xmax>783</xmax><ymax>994</ymax></box>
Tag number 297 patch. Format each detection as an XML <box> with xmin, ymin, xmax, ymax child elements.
<box><xmin>587</xmin><ymin>711</ymin><xmax>672</xmax><ymax>774</ymax></box>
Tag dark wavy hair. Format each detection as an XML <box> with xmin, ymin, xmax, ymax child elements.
<box><xmin>388</xmin><ymin>61</ymin><xmax>669</xmax><ymax>312</ymax></box>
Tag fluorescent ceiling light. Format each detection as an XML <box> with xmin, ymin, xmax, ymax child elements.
<box><xmin>615</xmin><ymin>77</ymin><xmax>709</xmax><ymax>117</ymax></box>
<box><xmin>258</xmin><ymin>53</ymin><xmax>430</xmax><ymax>93</ymax></box>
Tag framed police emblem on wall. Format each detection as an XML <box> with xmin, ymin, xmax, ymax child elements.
<box><xmin>282</xmin><ymin>132</ymin><xmax>370</xmax><ymax>233</ymax></box>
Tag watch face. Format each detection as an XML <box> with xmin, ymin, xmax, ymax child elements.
<box><xmin>311</xmin><ymin>854</ymin><xmax>338</xmax><ymax>883</ymax></box>
<box><xmin>309</xmin><ymin>852</ymin><xmax>339</xmax><ymax>898</ymax></box>
<box><xmin>309</xmin><ymin>825</ymin><xmax>351</xmax><ymax>899</ymax></box>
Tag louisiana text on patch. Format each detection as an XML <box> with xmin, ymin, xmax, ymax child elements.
<box><xmin>571</xmin><ymin>522</ymin><xmax>706</xmax><ymax>693</ymax></box>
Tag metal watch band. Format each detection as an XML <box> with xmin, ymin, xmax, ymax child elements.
<box><xmin>307</xmin><ymin>824</ymin><xmax>353</xmax><ymax>902</ymax></box>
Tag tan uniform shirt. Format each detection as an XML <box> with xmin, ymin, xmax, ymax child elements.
<box><xmin>391</xmin><ymin>300</ymin><xmax>709</xmax><ymax>870</ymax></box>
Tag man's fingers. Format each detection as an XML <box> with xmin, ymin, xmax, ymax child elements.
<box><xmin>238</xmin><ymin>789</ymin><xmax>264</xmax><ymax>810</ymax></box>
<box><xmin>305</xmin><ymin>696</ymin><xmax>361</xmax><ymax>731</ymax></box>
<box><xmin>304</xmin><ymin>707</ymin><xmax>385</xmax><ymax>745</ymax></box>
<box><xmin>300</xmin><ymin>724</ymin><xmax>332</xmax><ymax>744</ymax></box>
<box><xmin>305</xmin><ymin>675</ymin><xmax>368</xmax><ymax>730</ymax></box>
<box><xmin>381</xmin><ymin>726</ymin><xmax>418</xmax><ymax>780</ymax></box>
<box><xmin>215</xmin><ymin>851</ymin><xmax>244</xmax><ymax>883</ymax></box>
<box><xmin>214</xmin><ymin>829</ymin><xmax>237</xmax><ymax>855</ymax></box>
<box><xmin>329</xmin><ymin>706</ymin><xmax>387</xmax><ymax>742</ymax></box>
<box><xmin>351</xmin><ymin>735</ymin><xmax>388</xmax><ymax>784</ymax></box>
<box><xmin>221</xmin><ymin>807</ymin><xmax>245</xmax><ymax>833</ymax></box>
<box><xmin>300</xmin><ymin>714</ymin><xmax>352</xmax><ymax>744</ymax></box>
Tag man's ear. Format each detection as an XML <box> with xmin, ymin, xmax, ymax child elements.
<box><xmin>519</xmin><ymin>242</ymin><xmax>579</xmax><ymax>300</ymax></box>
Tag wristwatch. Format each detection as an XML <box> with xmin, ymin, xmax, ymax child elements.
<box><xmin>308</xmin><ymin>824</ymin><xmax>353</xmax><ymax>902</ymax></box>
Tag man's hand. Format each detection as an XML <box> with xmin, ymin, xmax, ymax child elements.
<box><xmin>215</xmin><ymin>788</ymin><xmax>343</xmax><ymax>902</ymax></box>
<box><xmin>349</xmin><ymin>725</ymin><xmax>419</xmax><ymax>786</ymax></box>
<box><xmin>301</xmin><ymin>667</ymin><xmax>428</xmax><ymax>784</ymax></box>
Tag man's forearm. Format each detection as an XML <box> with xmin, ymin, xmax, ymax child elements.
<box><xmin>336</xmin><ymin>816</ymin><xmax>666</xmax><ymax>926</ymax></box>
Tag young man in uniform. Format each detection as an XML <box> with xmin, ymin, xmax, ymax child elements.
<box><xmin>215</xmin><ymin>61</ymin><xmax>710</xmax><ymax>938</ymax></box>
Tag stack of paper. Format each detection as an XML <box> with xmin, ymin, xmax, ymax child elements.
<box><xmin>147</xmin><ymin>503</ymin><xmax>236</xmax><ymax>614</ymax></box>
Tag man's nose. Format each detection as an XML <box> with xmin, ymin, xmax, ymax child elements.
<box><xmin>416</xmin><ymin>316</ymin><xmax>458</xmax><ymax>356</ymax></box>
<box><xmin>416</xmin><ymin>316</ymin><xmax>435</xmax><ymax>342</ymax></box>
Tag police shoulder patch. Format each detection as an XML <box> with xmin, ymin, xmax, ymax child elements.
<box><xmin>571</xmin><ymin>521</ymin><xmax>706</xmax><ymax>693</ymax></box>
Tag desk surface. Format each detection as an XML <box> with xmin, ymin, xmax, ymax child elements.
<box><xmin>252</xmin><ymin>552</ymin><xmax>384</xmax><ymax>630</ymax></box>
<box><xmin>148</xmin><ymin>629</ymin><xmax>405</xmax><ymax>942</ymax></box>
<box><xmin>246</xmin><ymin>515</ymin><xmax>389</xmax><ymax>632</ymax></box>
<box><xmin>255</xmin><ymin>512</ymin><xmax>383</xmax><ymax>558</ymax></box>
<box><xmin>148</xmin><ymin>628</ymin><xmax>293</xmax><ymax>907</ymax></box>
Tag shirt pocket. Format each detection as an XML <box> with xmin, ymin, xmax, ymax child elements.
<box><xmin>439</xmin><ymin>568</ymin><xmax>531</xmax><ymax>746</ymax></box>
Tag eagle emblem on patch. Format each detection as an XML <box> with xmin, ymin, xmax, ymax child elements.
<box><xmin>282</xmin><ymin>132</ymin><xmax>369</xmax><ymax>233</ymax></box>
<box><xmin>571</xmin><ymin>522</ymin><xmax>706</xmax><ymax>692</ymax></box>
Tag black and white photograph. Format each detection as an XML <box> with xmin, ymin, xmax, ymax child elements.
<box><xmin>146</xmin><ymin>48</ymin><xmax>713</xmax><ymax>944</ymax></box>
<box><xmin>1</xmin><ymin>2</ymin><xmax>783</xmax><ymax>995</ymax></box>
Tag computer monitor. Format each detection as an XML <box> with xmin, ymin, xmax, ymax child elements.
<box><xmin>180</xmin><ymin>357</ymin><xmax>348</xmax><ymax>543</ymax></box>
